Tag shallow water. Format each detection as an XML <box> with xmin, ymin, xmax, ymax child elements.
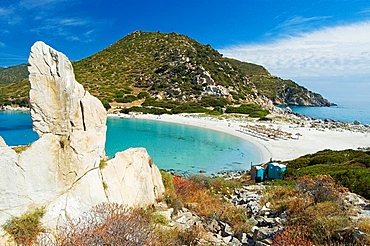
<box><xmin>0</xmin><ymin>112</ymin><xmax>263</xmax><ymax>175</ymax></box>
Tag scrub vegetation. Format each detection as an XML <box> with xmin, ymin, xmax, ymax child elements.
<box><xmin>2</xmin><ymin>207</ymin><xmax>45</xmax><ymax>245</ymax></box>
<box><xmin>285</xmin><ymin>149</ymin><xmax>370</xmax><ymax>199</ymax></box>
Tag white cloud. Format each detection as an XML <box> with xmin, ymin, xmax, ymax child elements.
<box><xmin>57</xmin><ymin>18</ymin><xmax>88</xmax><ymax>26</ymax></box>
<box><xmin>275</xmin><ymin>16</ymin><xmax>331</xmax><ymax>34</ymax></box>
<box><xmin>219</xmin><ymin>21</ymin><xmax>370</xmax><ymax>78</ymax></box>
<box><xmin>0</xmin><ymin>7</ymin><xmax>12</xmax><ymax>16</ymax></box>
<box><xmin>359</xmin><ymin>8</ymin><xmax>370</xmax><ymax>15</ymax></box>
<box><xmin>0</xmin><ymin>6</ymin><xmax>20</xmax><ymax>25</ymax></box>
<box><xmin>30</xmin><ymin>17</ymin><xmax>95</xmax><ymax>43</ymax></box>
<box><xmin>19</xmin><ymin>0</ymin><xmax>71</xmax><ymax>9</ymax></box>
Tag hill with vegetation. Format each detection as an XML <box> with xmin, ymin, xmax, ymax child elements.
<box><xmin>0</xmin><ymin>31</ymin><xmax>333</xmax><ymax>111</ymax></box>
<box><xmin>285</xmin><ymin>149</ymin><xmax>370</xmax><ymax>199</ymax></box>
<box><xmin>0</xmin><ymin>64</ymin><xmax>28</xmax><ymax>84</ymax></box>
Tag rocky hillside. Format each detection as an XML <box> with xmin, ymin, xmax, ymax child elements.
<box><xmin>0</xmin><ymin>64</ymin><xmax>28</xmax><ymax>84</ymax></box>
<box><xmin>0</xmin><ymin>31</ymin><xmax>333</xmax><ymax>108</ymax></box>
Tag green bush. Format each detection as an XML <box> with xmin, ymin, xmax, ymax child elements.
<box><xmin>160</xmin><ymin>170</ymin><xmax>175</xmax><ymax>194</ymax></box>
<box><xmin>116</xmin><ymin>94</ymin><xmax>137</xmax><ymax>103</ymax></box>
<box><xmin>200</xmin><ymin>95</ymin><xmax>228</xmax><ymax>107</ymax></box>
<box><xmin>150</xmin><ymin>213</ymin><xmax>169</xmax><ymax>225</ymax></box>
<box><xmin>286</xmin><ymin>150</ymin><xmax>370</xmax><ymax>199</ymax></box>
<box><xmin>225</xmin><ymin>104</ymin><xmax>269</xmax><ymax>118</ymax></box>
<box><xmin>2</xmin><ymin>207</ymin><xmax>45</xmax><ymax>245</ymax></box>
<box><xmin>171</xmin><ymin>103</ymin><xmax>210</xmax><ymax>114</ymax></box>
<box><xmin>142</xmin><ymin>98</ymin><xmax>179</xmax><ymax>109</ymax></box>
<box><xmin>137</xmin><ymin>91</ymin><xmax>150</xmax><ymax>99</ymax></box>
<box><xmin>101</xmin><ymin>100</ymin><xmax>111</xmax><ymax>110</ymax></box>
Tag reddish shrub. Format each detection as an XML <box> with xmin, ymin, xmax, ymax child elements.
<box><xmin>50</xmin><ymin>203</ymin><xmax>156</xmax><ymax>246</ymax></box>
<box><xmin>273</xmin><ymin>226</ymin><xmax>313</xmax><ymax>246</ymax></box>
<box><xmin>173</xmin><ymin>175</ymin><xmax>198</xmax><ymax>199</ymax></box>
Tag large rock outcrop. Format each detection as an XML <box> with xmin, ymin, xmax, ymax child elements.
<box><xmin>0</xmin><ymin>42</ymin><xmax>164</xmax><ymax>232</ymax></box>
<box><xmin>102</xmin><ymin>148</ymin><xmax>165</xmax><ymax>207</ymax></box>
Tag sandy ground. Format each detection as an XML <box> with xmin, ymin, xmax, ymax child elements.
<box><xmin>108</xmin><ymin>113</ymin><xmax>370</xmax><ymax>163</ymax></box>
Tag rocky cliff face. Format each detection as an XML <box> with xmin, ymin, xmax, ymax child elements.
<box><xmin>0</xmin><ymin>42</ymin><xmax>164</xmax><ymax>233</ymax></box>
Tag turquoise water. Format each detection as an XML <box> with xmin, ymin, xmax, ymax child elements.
<box><xmin>281</xmin><ymin>100</ymin><xmax>370</xmax><ymax>125</ymax></box>
<box><xmin>0</xmin><ymin>112</ymin><xmax>262</xmax><ymax>175</ymax></box>
<box><xmin>106</xmin><ymin>118</ymin><xmax>262</xmax><ymax>174</ymax></box>
<box><xmin>0</xmin><ymin>111</ymin><xmax>38</xmax><ymax>146</ymax></box>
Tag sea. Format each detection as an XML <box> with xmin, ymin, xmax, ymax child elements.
<box><xmin>1</xmin><ymin>98</ymin><xmax>369</xmax><ymax>174</ymax></box>
<box><xmin>0</xmin><ymin>111</ymin><xmax>262</xmax><ymax>175</ymax></box>
<box><xmin>282</xmin><ymin>99</ymin><xmax>370</xmax><ymax>125</ymax></box>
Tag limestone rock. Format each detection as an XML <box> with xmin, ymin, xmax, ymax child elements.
<box><xmin>28</xmin><ymin>41</ymin><xmax>107</xmax><ymax>175</ymax></box>
<box><xmin>0</xmin><ymin>143</ymin><xmax>26</xmax><ymax>226</ymax></box>
<box><xmin>0</xmin><ymin>136</ymin><xmax>6</xmax><ymax>146</ymax></box>
<box><xmin>102</xmin><ymin>148</ymin><xmax>165</xmax><ymax>206</ymax></box>
<box><xmin>0</xmin><ymin>41</ymin><xmax>164</xmax><ymax>233</ymax></box>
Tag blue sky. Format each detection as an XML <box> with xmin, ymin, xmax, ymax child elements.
<box><xmin>1</xmin><ymin>0</ymin><xmax>370</xmax><ymax>103</ymax></box>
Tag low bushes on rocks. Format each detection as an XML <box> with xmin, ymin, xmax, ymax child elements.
<box><xmin>273</xmin><ymin>226</ymin><xmax>313</xmax><ymax>246</ymax></box>
<box><xmin>171</xmin><ymin>175</ymin><xmax>253</xmax><ymax>235</ymax></box>
<box><xmin>49</xmin><ymin>203</ymin><xmax>156</xmax><ymax>246</ymax></box>
<box><xmin>2</xmin><ymin>207</ymin><xmax>45</xmax><ymax>245</ymax></box>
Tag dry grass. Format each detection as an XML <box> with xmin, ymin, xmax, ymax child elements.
<box><xmin>173</xmin><ymin>175</ymin><xmax>253</xmax><ymax>234</ymax></box>
<box><xmin>153</xmin><ymin>225</ymin><xmax>207</xmax><ymax>246</ymax></box>
<box><xmin>262</xmin><ymin>185</ymin><xmax>313</xmax><ymax>214</ymax></box>
<box><xmin>296</xmin><ymin>175</ymin><xmax>346</xmax><ymax>203</ymax></box>
<box><xmin>47</xmin><ymin>203</ymin><xmax>156</xmax><ymax>246</ymax></box>
<box><xmin>357</xmin><ymin>218</ymin><xmax>370</xmax><ymax>245</ymax></box>
<box><xmin>11</xmin><ymin>144</ymin><xmax>30</xmax><ymax>153</ymax></box>
<box><xmin>357</xmin><ymin>218</ymin><xmax>370</xmax><ymax>234</ymax></box>
<box><xmin>263</xmin><ymin>176</ymin><xmax>355</xmax><ymax>245</ymax></box>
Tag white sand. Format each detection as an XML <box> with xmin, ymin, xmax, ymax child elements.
<box><xmin>108</xmin><ymin>113</ymin><xmax>370</xmax><ymax>163</ymax></box>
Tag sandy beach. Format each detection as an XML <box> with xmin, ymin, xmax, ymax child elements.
<box><xmin>109</xmin><ymin>113</ymin><xmax>370</xmax><ymax>163</ymax></box>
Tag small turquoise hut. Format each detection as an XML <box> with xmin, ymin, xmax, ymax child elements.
<box><xmin>251</xmin><ymin>165</ymin><xmax>265</xmax><ymax>182</ymax></box>
<box><xmin>266</xmin><ymin>162</ymin><xmax>286</xmax><ymax>180</ymax></box>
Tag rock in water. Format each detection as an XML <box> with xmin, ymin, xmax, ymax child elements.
<box><xmin>0</xmin><ymin>41</ymin><xmax>164</xmax><ymax>232</ymax></box>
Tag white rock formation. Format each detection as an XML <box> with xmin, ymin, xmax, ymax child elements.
<box><xmin>29</xmin><ymin>41</ymin><xmax>107</xmax><ymax>177</ymax></box>
<box><xmin>0</xmin><ymin>136</ymin><xmax>6</xmax><ymax>147</ymax></box>
<box><xmin>102</xmin><ymin>148</ymin><xmax>165</xmax><ymax>207</ymax></box>
<box><xmin>0</xmin><ymin>41</ymin><xmax>164</xmax><ymax>233</ymax></box>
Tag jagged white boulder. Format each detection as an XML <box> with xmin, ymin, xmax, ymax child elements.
<box><xmin>29</xmin><ymin>41</ymin><xmax>107</xmax><ymax>175</ymax></box>
<box><xmin>102</xmin><ymin>148</ymin><xmax>165</xmax><ymax>207</ymax></box>
<box><xmin>0</xmin><ymin>42</ymin><xmax>164</xmax><ymax>232</ymax></box>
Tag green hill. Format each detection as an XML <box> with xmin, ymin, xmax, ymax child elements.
<box><xmin>0</xmin><ymin>64</ymin><xmax>28</xmax><ymax>84</ymax></box>
<box><xmin>286</xmin><ymin>149</ymin><xmax>370</xmax><ymax>199</ymax></box>
<box><xmin>0</xmin><ymin>31</ymin><xmax>333</xmax><ymax>109</ymax></box>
